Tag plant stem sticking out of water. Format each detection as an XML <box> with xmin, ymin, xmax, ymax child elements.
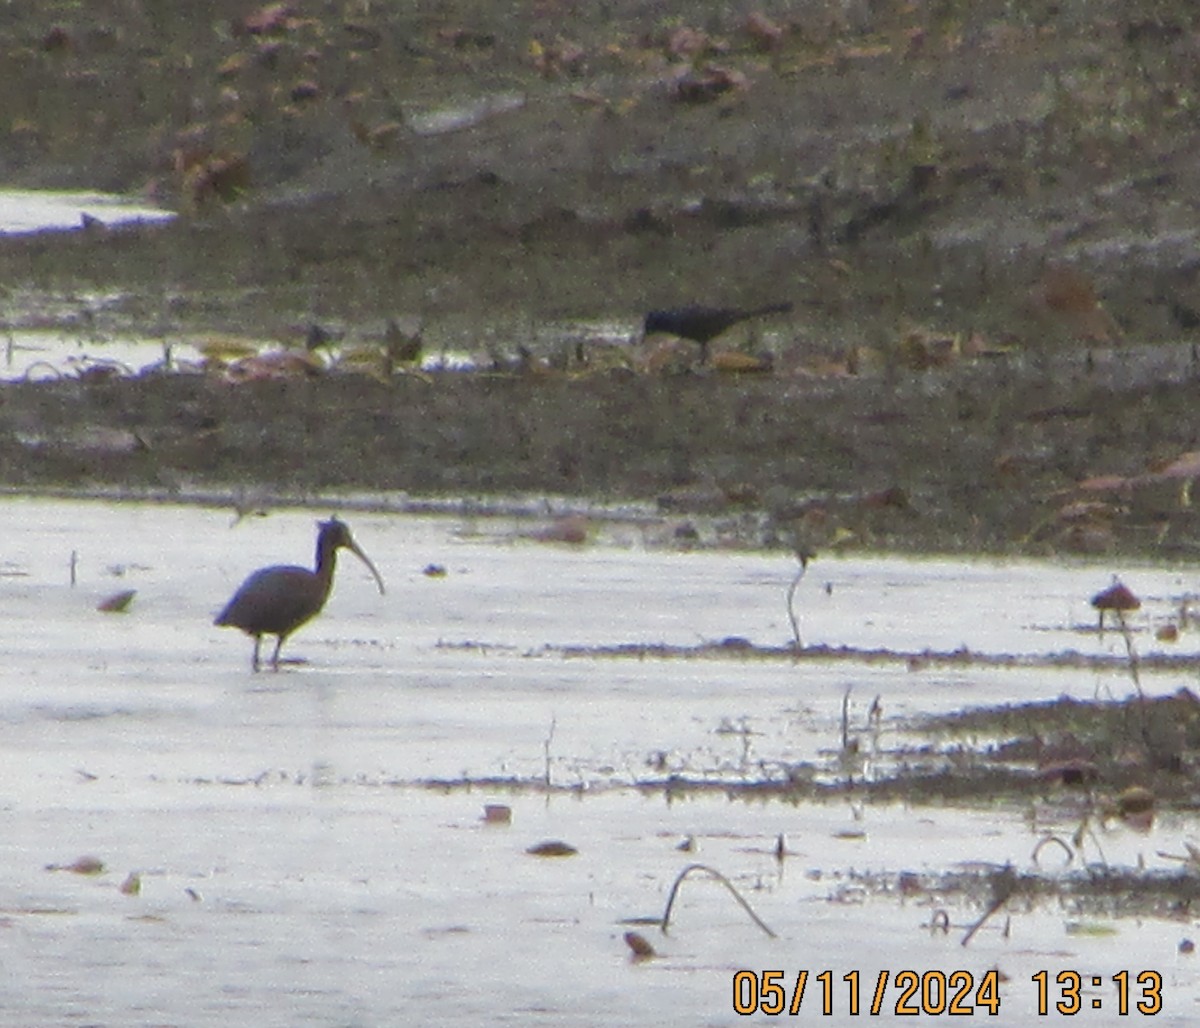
<box><xmin>786</xmin><ymin>550</ymin><xmax>811</xmax><ymax>649</ymax></box>
<box><xmin>1071</xmin><ymin>814</ymin><xmax>1108</xmax><ymax>868</ymax></box>
<box><xmin>961</xmin><ymin>863</ymin><xmax>1017</xmax><ymax>947</ymax></box>
<box><xmin>660</xmin><ymin>863</ymin><xmax>777</xmax><ymax>938</ymax></box>
<box><xmin>1031</xmin><ymin>834</ymin><xmax>1074</xmax><ymax>867</ymax></box>
<box><xmin>1116</xmin><ymin>611</ymin><xmax>1143</xmax><ymax>699</ymax></box>
<box><xmin>543</xmin><ymin>716</ymin><xmax>556</xmax><ymax>788</ymax></box>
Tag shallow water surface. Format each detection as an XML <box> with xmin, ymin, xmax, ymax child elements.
<box><xmin>2</xmin><ymin>499</ymin><xmax>1199</xmax><ymax>1024</ymax></box>
<box><xmin>0</xmin><ymin>188</ymin><xmax>173</xmax><ymax>236</ymax></box>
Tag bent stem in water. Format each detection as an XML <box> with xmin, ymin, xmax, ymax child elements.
<box><xmin>660</xmin><ymin>863</ymin><xmax>777</xmax><ymax>938</ymax></box>
<box><xmin>786</xmin><ymin>554</ymin><xmax>810</xmax><ymax>649</ymax></box>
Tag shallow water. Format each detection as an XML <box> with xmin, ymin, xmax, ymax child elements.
<box><xmin>2</xmin><ymin>498</ymin><xmax>1199</xmax><ymax>1025</ymax></box>
<box><xmin>0</xmin><ymin>188</ymin><xmax>173</xmax><ymax>236</ymax></box>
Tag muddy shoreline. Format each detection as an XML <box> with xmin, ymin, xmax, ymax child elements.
<box><xmin>4</xmin><ymin>2</ymin><xmax>1200</xmax><ymax>557</ymax></box>
<box><xmin>2</xmin><ymin>349</ymin><xmax>1199</xmax><ymax>557</ymax></box>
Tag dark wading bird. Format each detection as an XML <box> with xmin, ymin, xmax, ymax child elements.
<box><xmin>641</xmin><ymin>302</ymin><xmax>793</xmax><ymax>363</ymax></box>
<box><xmin>215</xmin><ymin>516</ymin><xmax>386</xmax><ymax>671</ymax></box>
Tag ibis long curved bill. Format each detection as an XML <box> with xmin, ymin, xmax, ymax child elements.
<box><xmin>344</xmin><ymin>536</ymin><xmax>386</xmax><ymax>597</ymax></box>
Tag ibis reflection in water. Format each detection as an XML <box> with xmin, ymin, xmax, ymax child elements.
<box><xmin>215</xmin><ymin>516</ymin><xmax>386</xmax><ymax>671</ymax></box>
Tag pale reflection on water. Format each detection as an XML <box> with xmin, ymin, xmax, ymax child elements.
<box><xmin>0</xmin><ymin>187</ymin><xmax>173</xmax><ymax>235</ymax></box>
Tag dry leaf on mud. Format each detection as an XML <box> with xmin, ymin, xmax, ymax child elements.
<box><xmin>530</xmin><ymin>515</ymin><xmax>589</xmax><ymax>544</ymax></box>
<box><xmin>194</xmin><ymin>336</ymin><xmax>262</xmax><ymax>363</ymax></box>
<box><xmin>710</xmin><ymin>350</ymin><xmax>772</xmax><ymax>373</ymax></box>
<box><xmin>665</xmin><ymin>26</ymin><xmax>709</xmax><ymax>59</ymax></box>
<box><xmin>672</xmin><ymin>65</ymin><xmax>746</xmax><ymax>103</ymax></box>
<box><xmin>1030</xmin><ymin>264</ymin><xmax>1122</xmax><ymax>344</ymax></box>
<box><xmin>744</xmin><ymin>12</ymin><xmax>784</xmax><ymax>51</ymax></box>
<box><xmin>240</xmin><ymin>2</ymin><xmax>295</xmax><ymax>36</ymax></box>
<box><xmin>226</xmin><ymin>350</ymin><xmax>322</xmax><ymax>383</ymax></box>
<box><xmin>1113</xmin><ymin>786</ymin><xmax>1155</xmax><ymax>831</ymax></box>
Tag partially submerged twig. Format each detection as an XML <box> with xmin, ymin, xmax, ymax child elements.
<box><xmin>786</xmin><ymin>555</ymin><xmax>809</xmax><ymax>649</ymax></box>
<box><xmin>543</xmin><ymin>716</ymin><xmax>557</xmax><ymax>788</ymax></box>
<box><xmin>961</xmin><ymin>864</ymin><xmax>1017</xmax><ymax>947</ymax></box>
<box><xmin>1071</xmin><ymin>814</ymin><xmax>1108</xmax><ymax>868</ymax></box>
<box><xmin>782</xmin><ymin>549</ymin><xmax>811</xmax><ymax>647</ymax></box>
<box><xmin>661</xmin><ymin>863</ymin><xmax>777</xmax><ymax>938</ymax></box>
<box><xmin>1031</xmin><ymin>834</ymin><xmax>1074</xmax><ymax>867</ymax></box>
<box><xmin>838</xmin><ymin>687</ymin><xmax>864</xmax><ymax>781</ymax></box>
<box><xmin>1116</xmin><ymin>612</ymin><xmax>1143</xmax><ymax>698</ymax></box>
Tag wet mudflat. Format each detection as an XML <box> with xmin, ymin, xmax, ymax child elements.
<box><xmin>3</xmin><ymin>498</ymin><xmax>1200</xmax><ymax>1025</ymax></box>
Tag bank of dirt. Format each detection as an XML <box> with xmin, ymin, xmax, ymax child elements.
<box><xmin>3</xmin><ymin>1</ymin><xmax>1200</xmax><ymax>556</ymax></box>
<box><xmin>3</xmin><ymin>351</ymin><xmax>1200</xmax><ymax>557</ymax></box>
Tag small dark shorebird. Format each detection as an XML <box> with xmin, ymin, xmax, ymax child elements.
<box><xmin>215</xmin><ymin>516</ymin><xmax>385</xmax><ymax>671</ymax></box>
<box><xmin>641</xmin><ymin>302</ymin><xmax>793</xmax><ymax>363</ymax></box>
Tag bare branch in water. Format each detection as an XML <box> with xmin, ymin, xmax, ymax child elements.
<box><xmin>660</xmin><ymin>863</ymin><xmax>777</xmax><ymax>938</ymax></box>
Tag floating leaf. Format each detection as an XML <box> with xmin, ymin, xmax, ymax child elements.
<box><xmin>1065</xmin><ymin>920</ymin><xmax>1117</xmax><ymax>937</ymax></box>
<box><xmin>526</xmin><ymin>840</ymin><xmax>578</xmax><ymax>857</ymax></box>
<box><xmin>97</xmin><ymin>589</ymin><xmax>136</xmax><ymax>613</ymax></box>
<box><xmin>482</xmin><ymin>804</ymin><xmax>512</xmax><ymax>824</ymax></box>
<box><xmin>624</xmin><ymin>931</ymin><xmax>656</xmax><ymax>959</ymax></box>
<box><xmin>47</xmin><ymin>855</ymin><xmax>105</xmax><ymax>875</ymax></box>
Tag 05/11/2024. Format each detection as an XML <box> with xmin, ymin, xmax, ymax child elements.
<box><xmin>731</xmin><ymin>968</ymin><xmax>1164</xmax><ymax>1017</ymax></box>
